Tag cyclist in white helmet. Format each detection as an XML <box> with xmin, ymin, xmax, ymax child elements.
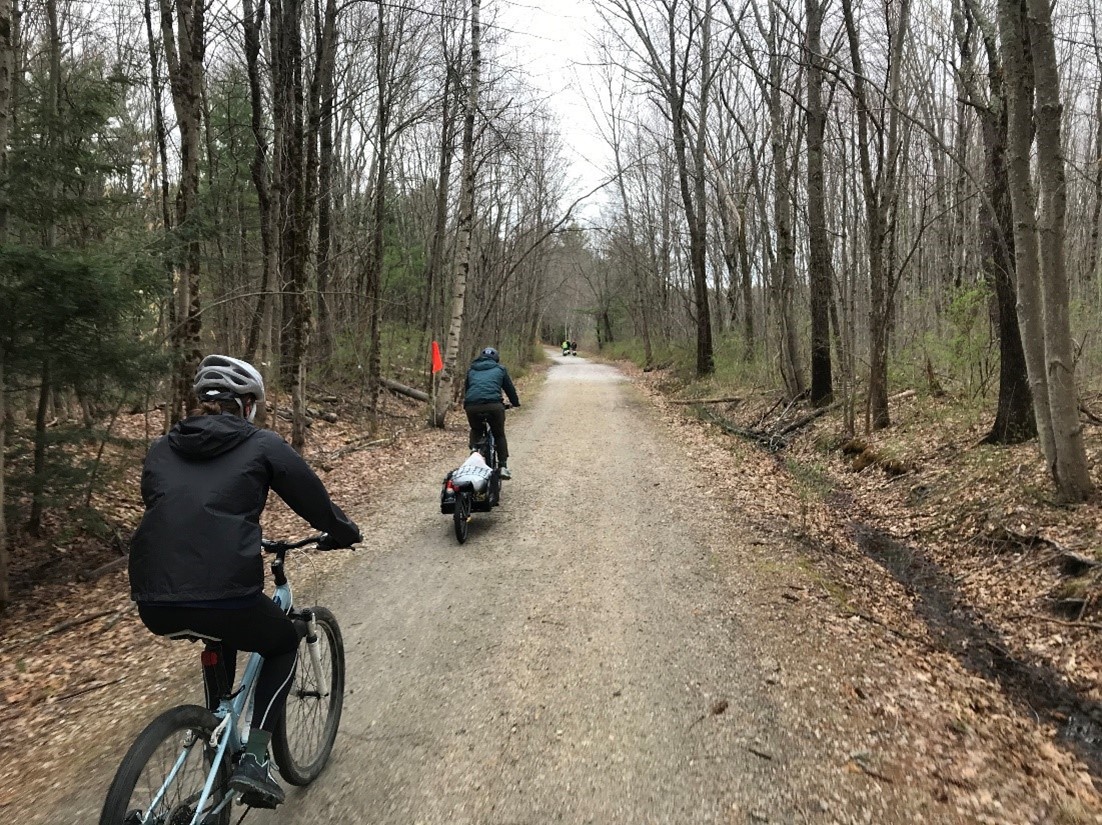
<box><xmin>129</xmin><ymin>354</ymin><xmax>361</xmax><ymax>809</ymax></box>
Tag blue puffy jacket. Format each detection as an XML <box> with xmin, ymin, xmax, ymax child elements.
<box><xmin>464</xmin><ymin>355</ymin><xmax>520</xmax><ymax>407</ymax></box>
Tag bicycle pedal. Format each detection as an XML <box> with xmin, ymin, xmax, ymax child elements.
<box><xmin>240</xmin><ymin>792</ymin><xmax>283</xmax><ymax>810</ymax></box>
<box><xmin>235</xmin><ymin>783</ymin><xmax>285</xmax><ymax>809</ymax></box>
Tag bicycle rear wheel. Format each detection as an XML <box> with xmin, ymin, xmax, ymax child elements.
<box><xmin>100</xmin><ymin>704</ymin><xmax>231</xmax><ymax>825</ymax></box>
<box><xmin>453</xmin><ymin>491</ymin><xmax>471</xmax><ymax>543</ymax></box>
<box><xmin>272</xmin><ymin>606</ymin><xmax>345</xmax><ymax>785</ymax></box>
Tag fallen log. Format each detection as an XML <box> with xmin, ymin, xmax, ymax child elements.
<box><xmin>306</xmin><ymin>407</ymin><xmax>339</xmax><ymax>423</ymax></box>
<box><xmin>698</xmin><ymin>408</ymin><xmax>785</xmax><ymax>451</ymax></box>
<box><xmin>1</xmin><ymin>607</ymin><xmax>130</xmax><ymax>655</ymax></box>
<box><xmin>56</xmin><ymin>677</ymin><xmax>126</xmax><ymax>702</ymax></box>
<box><xmin>324</xmin><ymin>428</ymin><xmax>405</xmax><ymax>461</ymax></box>
<box><xmin>1080</xmin><ymin>402</ymin><xmax>1102</xmax><ymax>426</ymax></box>
<box><xmin>381</xmin><ymin>377</ymin><xmax>430</xmax><ymax>403</ymax></box>
<box><xmin>77</xmin><ymin>556</ymin><xmax>128</xmax><ymax>582</ymax></box>
<box><xmin>777</xmin><ymin>402</ymin><xmax>837</xmax><ymax>436</ymax></box>
<box><xmin>275</xmin><ymin>408</ymin><xmax>313</xmax><ymax>426</ymax></box>
<box><xmin>668</xmin><ymin>396</ymin><xmax>742</xmax><ymax>406</ymax></box>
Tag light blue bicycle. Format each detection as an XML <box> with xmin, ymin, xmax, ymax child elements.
<box><xmin>100</xmin><ymin>535</ymin><xmax>346</xmax><ymax>825</ymax></box>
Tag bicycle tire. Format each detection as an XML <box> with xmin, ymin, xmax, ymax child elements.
<box><xmin>100</xmin><ymin>704</ymin><xmax>231</xmax><ymax>825</ymax></box>
<box><xmin>454</xmin><ymin>491</ymin><xmax>472</xmax><ymax>543</ymax></box>
<box><xmin>478</xmin><ymin>420</ymin><xmax>496</xmax><ymax>469</ymax></box>
<box><xmin>271</xmin><ymin>606</ymin><xmax>345</xmax><ymax>785</ymax></box>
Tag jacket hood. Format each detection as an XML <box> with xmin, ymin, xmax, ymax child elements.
<box><xmin>168</xmin><ymin>414</ymin><xmax>256</xmax><ymax>459</ymax></box>
<box><xmin>470</xmin><ymin>356</ymin><xmax>499</xmax><ymax>371</ymax></box>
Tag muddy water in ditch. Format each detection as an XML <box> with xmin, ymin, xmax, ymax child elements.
<box><xmin>836</xmin><ymin>495</ymin><xmax>1102</xmax><ymax>778</ymax></box>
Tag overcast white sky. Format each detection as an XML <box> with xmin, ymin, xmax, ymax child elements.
<box><xmin>491</xmin><ymin>0</ymin><xmax>612</xmax><ymax>221</ymax></box>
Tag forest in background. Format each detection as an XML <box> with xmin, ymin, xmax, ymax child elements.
<box><xmin>3</xmin><ymin>0</ymin><xmax>1102</xmax><ymax>611</ymax></box>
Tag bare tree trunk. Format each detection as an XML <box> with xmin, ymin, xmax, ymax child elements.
<box><xmin>366</xmin><ymin>9</ymin><xmax>391</xmax><ymax>423</ymax></box>
<box><xmin>0</xmin><ymin>347</ymin><xmax>7</xmax><ymax>609</ymax></box>
<box><xmin>28</xmin><ymin>361</ymin><xmax>49</xmax><ymax>535</ymax></box>
<box><xmin>711</xmin><ymin>136</ymin><xmax>739</xmax><ymax>334</ymax></box>
<box><xmin>688</xmin><ymin>0</ymin><xmax>714</xmax><ymax>377</ymax></box>
<box><xmin>243</xmin><ymin>0</ymin><xmax>274</xmax><ymax>366</ymax></box>
<box><xmin>1024</xmin><ymin>0</ymin><xmax>1093</xmax><ymax>499</ymax></box>
<box><xmin>433</xmin><ymin>0</ymin><xmax>480</xmax><ymax>428</ymax></box>
<box><xmin>143</xmin><ymin>0</ymin><xmax>175</xmax><ymax>410</ymax></box>
<box><xmin>29</xmin><ymin>0</ymin><xmax>61</xmax><ymax>534</ymax></box>
<box><xmin>981</xmin><ymin>101</ymin><xmax>1034</xmax><ymax>444</ymax></box>
<box><xmin>1084</xmin><ymin>78</ymin><xmax>1102</xmax><ymax>284</ymax></box>
<box><xmin>841</xmin><ymin>0</ymin><xmax>909</xmax><ymax>430</ymax></box>
<box><xmin>278</xmin><ymin>0</ymin><xmax>310</xmax><ymax>451</ymax></box>
<box><xmin>607</xmin><ymin>73</ymin><xmax>653</xmax><ymax>367</ymax></box>
<box><xmin>998</xmin><ymin>0</ymin><xmax>1055</xmax><ymax>461</ymax></box>
<box><xmin>159</xmin><ymin>0</ymin><xmax>206</xmax><ymax>423</ymax></box>
<box><xmin>764</xmin><ymin>1</ymin><xmax>804</xmax><ymax>398</ymax></box>
<box><xmin>955</xmin><ymin>0</ymin><xmax>1035</xmax><ymax>443</ymax></box>
<box><xmin>267</xmin><ymin>0</ymin><xmax>285</xmax><ymax>377</ymax></box>
<box><xmin>805</xmin><ymin>0</ymin><xmax>832</xmax><ymax>406</ymax></box>
<box><xmin>421</xmin><ymin>68</ymin><xmax>454</xmax><ymax>344</ymax></box>
<box><xmin>737</xmin><ymin>191</ymin><xmax>754</xmax><ymax>359</ymax></box>
<box><xmin>0</xmin><ymin>0</ymin><xmax>12</xmax><ymax>609</ymax></box>
<box><xmin>315</xmin><ymin>0</ymin><xmax>338</xmax><ymax>364</ymax></box>
<box><xmin>1088</xmin><ymin>81</ymin><xmax>1102</xmax><ymax>284</ymax></box>
<box><xmin>601</xmin><ymin>0</ymin><xmax>713</xmax><ymax>375</ymax></box>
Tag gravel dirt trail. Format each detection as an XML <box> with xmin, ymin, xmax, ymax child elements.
<box><xmin>255</xmin><ymin>353</ymin><xmax>926</xmax><ymax>824</ymax></box>
<box><xmin>39</xmin><ymin>353</ymin><xmax>938</xmax><ymax>824</ymax></box>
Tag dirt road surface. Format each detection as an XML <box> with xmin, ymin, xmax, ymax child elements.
<box><xmin>41</xmin><ymin>354</ymin><xmax>958</xmax><ymax>824</ymax></box>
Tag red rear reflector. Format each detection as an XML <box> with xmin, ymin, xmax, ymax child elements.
<box><xmin>201</xmin><ymin>650</ymin><xmax>219</xmax><ymax>667</ymax></box>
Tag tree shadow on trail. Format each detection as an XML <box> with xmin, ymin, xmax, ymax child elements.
<box><xmin>843</xmin><ymin>514</ymin><xmax>1102</xmax><ymax>781</ymax></box>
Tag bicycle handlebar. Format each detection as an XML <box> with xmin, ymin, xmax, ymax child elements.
<box><xmin>261</xmin><ymin>534</ymin><xmax>327</xmax><ymax>554</ymax></box>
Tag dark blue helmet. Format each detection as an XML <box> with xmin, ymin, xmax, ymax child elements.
<box><xmin>481</xmin><ymin>347</ymin><xmax>499</xmax><ymax>362</ymax></box>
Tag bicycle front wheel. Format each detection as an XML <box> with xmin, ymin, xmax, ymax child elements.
<box><xmin>100</xmin><ymin>704</ymin><xmax>231</xmax><ymax>825</ymax></box>
<box><xmin>272</xmin><ymin>606</ymin><xmax>345</xmax><ymax>785</ymax></box>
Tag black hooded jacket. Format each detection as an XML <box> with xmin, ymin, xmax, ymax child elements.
<box><xmin>129</xmin><ymin>414</ymin><xmax>360</xmax><ymax>604</ymax></box>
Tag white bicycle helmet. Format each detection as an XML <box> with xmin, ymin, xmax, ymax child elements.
<box><xmin>193</xmin><ymin>354</ymin><xmax>266</xmax><ymax>403</ymax></box>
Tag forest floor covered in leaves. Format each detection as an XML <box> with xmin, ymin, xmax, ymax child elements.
<box><xmin>0</xmin><ymin>386</ymin><xmax>458</xmax><ymax>817</ymax></box>
<box><xmin>635</xmin><ymin>363</ymin><xmax>1102</xmax><ymax>821</ymax></box>
<box><xmin>3</xmin><ymin>358</ymin><xmax>1102</xmax><ymax>822</ymax></box>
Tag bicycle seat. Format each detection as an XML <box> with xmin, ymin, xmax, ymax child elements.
<box><xmin>166</xmin><ymin>630</ymin><xmax>223</xmax><ymax>645</ymax></box>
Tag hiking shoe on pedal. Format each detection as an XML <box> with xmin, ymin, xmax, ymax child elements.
<box><xmin>230</xmin><ymin>753</ymin><xmax>285</xmax><ymax>809</ymax></box>
<box><xmin>500</xmin><ymin>466</ymin><xmax>512</xmax><ymax>480</ymax></box>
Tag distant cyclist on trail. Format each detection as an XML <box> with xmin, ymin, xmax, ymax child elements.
<box><xmin>464</xmin><ymin>346</ymin><xmax>520</xmax><ymax>479</ymax></box>
<box><xmin>128</xmin><ymin>354</ymin><xmax>361</xmax><ymax>809</ymax></box>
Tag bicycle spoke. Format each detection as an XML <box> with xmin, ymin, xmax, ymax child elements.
<box><xmin>101</xmin><ymin>706</ymin><xmax>231</xmax><ymax>825</ymax></box>
<box><xmin>272</xmin><ymin>608</ymin><xmax>345</xmax><ymax>785</ymax></box>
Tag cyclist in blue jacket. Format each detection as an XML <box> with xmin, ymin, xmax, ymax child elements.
<box><xmin>463</xmin><ymin>347</ymin><xmax>520</xmax><ymax>478</ymax></box>
<box><xmin>129</xmin><ymin>354</ymin><xmax>361</xmax><ymax>809</ymax></box>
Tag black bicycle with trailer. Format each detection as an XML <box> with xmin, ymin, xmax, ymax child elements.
<box><xmin>440</xmin><ymin>410</ymin><xmax>503</xmax><ymax>543</ymax></box>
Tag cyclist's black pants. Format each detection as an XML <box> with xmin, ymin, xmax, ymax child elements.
<box><xmin>464</xmin><ymin>403</ymin><xmax>508</xmax><ymax>463</ymax></box>
<box><xmin>137</xmin><ymin>597</ymin><xmax>300</xmax><ymax>733</ymax></box>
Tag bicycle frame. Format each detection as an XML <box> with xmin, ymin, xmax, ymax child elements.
<box><xmin>141</xmin><ymin>546</ymin><xmax>331</xmax><ymax>825</ymax></box>
<box><xmin>472</xmin><ymin>417</ymin><xmax>497</xmax><ymax>468</ymax></box>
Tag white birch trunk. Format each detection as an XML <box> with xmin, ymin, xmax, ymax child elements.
<box><xmin>433</xmin><ymin>0</ymin><xmax>480</xmax><ymax>428</ymax></box>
